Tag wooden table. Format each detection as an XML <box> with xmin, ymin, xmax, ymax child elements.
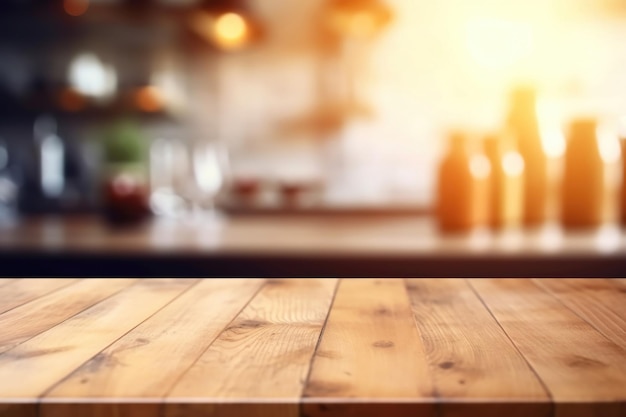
<box><xmin>0</xmin><ymin>278</ymin><xmax>625</xmax><ymax>417</ymax></box>
<box><xmin>2</xmin><ymin>216</ymin><xmax>626</xmax><ymax>277</ymax></box>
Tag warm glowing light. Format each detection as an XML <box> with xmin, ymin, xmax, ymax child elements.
<box><xmin>328</xmin><ymin>10</ymin><xmax>380</xmax><ymax>38</ymax></box>
<box><xmin>502</xmin><ymin>151</ymin><xmax>524</xmax><ymax>176</ymax></box>
<box><xmin>63</xmin><ymin>0</ymin><xmax>89</xmax><ymax>17</ymax></box>
<box><xmin>325</xmin><ymin>0</ymin><xmax>392</xmax><ymax>39</ymax></box>
<box><xmin>133</xmin><ymin>86</ymin><xmax>165</xmax><ymax>113</ymax></box>
<box><xmin>470</xmin><ymin>154</ymin><xmax>491</xmax><ymax>179</ymax></box>
<box><xmin>190</xmin><ymin>11</ymin><xmax>250</xmax><ymax>50</ymax></box>
<box><xmin>596</xmin><ymin>125</ymin><xmax>622</xmax><ymax>164</ymax></box>
<box><xmin>537</xmin><ymin>99</ymin><xmax>566</xmax><ymax>158</ymax></box>
<box><xmin>214</xmin><ymin>13</ymin><xmax>248</xmax><ymax>44</ymax></box>
<box><xmin>58</xmin><ymin>88</ymin><xmax>87</xmax><ymax>112</ymax></box>
<box><xmin>466</xmin><ymin>18</ymin><xmax>533</xmax><ymax>70</ymax></box>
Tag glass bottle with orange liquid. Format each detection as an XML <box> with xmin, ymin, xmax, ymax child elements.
<box><xmin>483</xmin><ymin>132</ymin><xmax>525</xmax><ymax>229</ymax></box>
<box><xmin>507</xmin><ymin>87</ymin><xmax>548</xmax><ymax>226</ymax></box>
<box><xmin>436</xmin><ymin>132</ymin><xmax>490</xmax><ymax>232</ymax></box>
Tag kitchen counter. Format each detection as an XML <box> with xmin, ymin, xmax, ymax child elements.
<box><xmin>1</xmin><ymin>215</ymin><xmax>626</xmax><ymax>276</ymax></box>
<box><xmin>0</xmin><ymin>278</ymin><xmax>624</xmax><ymax>417</ymax></box>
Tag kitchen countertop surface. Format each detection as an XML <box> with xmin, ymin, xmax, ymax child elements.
<box><xmin>1</xmin><ymin>215</ymin><xmax>626</xmax><ymax>276</ymax></box>
<box><xmin>0</xmin><ymin>278</ymin><xmax>624</xmax><ymax>417</ymax></box>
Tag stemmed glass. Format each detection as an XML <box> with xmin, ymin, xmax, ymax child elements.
<box><xmin>188</xmin><ymin>140</ymin><xmax>229</xmax><ymax>219</ymax></box>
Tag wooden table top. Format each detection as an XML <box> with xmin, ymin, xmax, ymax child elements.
<box><xmin>2</xmin><ymin>215</ymin><xmax>626</xmax><ymax>256</ymax></box>
<box><xmin>2</xmin><ymin>216</ymin><xmax>626</xmax><ymax>277</ymax></box>
<box><xmin>0</xmin><ymin>278</ymin><xmax>624</xmax><ymax>417</ymax></box>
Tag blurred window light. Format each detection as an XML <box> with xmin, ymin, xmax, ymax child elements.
<box><xmin>466</xmin><ymin>18</ymin><xmax>533</xmax><ymax>70</ymax></box>
<box><xmin>68</xmin><ymin>53</ymin><xmax>117</xmax><ymax>100</ymax></box>
<box><xmin>64</xmin><ymin>0</ymin><xmax>89</xmax><ymax>17</ymax></box>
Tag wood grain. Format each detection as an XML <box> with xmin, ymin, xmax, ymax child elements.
<box><xmin>42</xmin><ymin>279</ymin><xmax>265</xmax><ymax>417</ymax></box>
<box><xmin>165</xmin><ymin>279</ymin><xmax>337</xmax><ymax>417</ymax></box>
<box><xmin>0</xmin><ymin>278</ymin><xmax>77</xmax><ymax>315</ymax></box>
<box><xmin>534</xmin><ymin>279</ymin><xmax>626</xmax><ymax>349</ymax></box>
<box><xmin>470</xmin><ymin>279</ymin><xmax>626</xmax><ymax>417</ymax></box>
<box><xmin>302</xmin><ymin>279</ymin><xmax>435</xmax><ymax>417</ymax></box>
<box><xmin>406</xmin><ymin>279</ymin><xmax>550</xmax><ymax>417</ymax></box>
<box><xmin>0</xmin><ymin>278</ymin><xmax>624</xmax><ymax>417</ymax></box>
<box><xmin>0</xmin><ymin>279</ymin><xmax>137</xmax><ymax>354</ymax></box>
<box><xmin>0</xmin><ymin>279</ymin><xmax>196</xmax><ymax>400</ymax></box>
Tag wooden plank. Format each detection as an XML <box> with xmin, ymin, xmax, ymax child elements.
<box><xmin>165</xmin><ymin>278</ymin><xmax>337</xmax><ymax>417</ymax></box>
<box><xmin>302</xmin><ymin>279</ymin><xmax>435</xmax><ymax>417</ymax></box>
<box><xmin>42</xmin><ymin>279</ymin><xmax>266</xmax><ymax>417</ymax></box>
<box><xmin>534</xmin><ymin>279</ymin><xmax>626</xmax><ymax>349</ymax></box>
<box><xmin>0</xmin><ymin>278</ymin><xmax>137</xmax><ymax>354</ymax></box>
<box><xmin>0</xmin><ymin>279</ymin><xmax>16</xmax><ymax>288</ymax></box>
<box><xmin>405</xmin><ymin>278</ymin><xmax>550</xmax><ymax>417</ymax></box>
<box><xmin>0</xmin><ymin>278</ymin><xmax>197</xmax><ymax>407</ymax></box>
<box><xmin>0</xmin><ymin>278</ymin><xmax>78</xmax><ymax>315</ymax></box>
<box><xmin>470</xmin><ymin>279</ymin><xmax>626</xmax><ymax>417</ymax></box>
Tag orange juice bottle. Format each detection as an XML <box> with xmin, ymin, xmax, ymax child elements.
<box><xmin>621</xmin><ymin>137</ymin><xmax>626</xmax><ymax>226</ymax></box>
<box><xmin>484</xmin><ymin>133</ymin><xmax>525</xmax><ymax>229</ymax></box>
<box><xmin>561</xmin><ymin>119</ymin><xmax>607</xmax><ymax>228</ymax></box>
<box><xmin>437</xmin><ymin>132</ymin><xmax>490</xmax><ymax>232</ymax></box>
<box><xmin>507</xmin><ymin>87</ymin><xmax>549</xmax><ymax>226</ymax></box>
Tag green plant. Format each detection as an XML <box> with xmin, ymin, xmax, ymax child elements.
<box><xmin>102</xmin><ymin>119</ymin><xmax>146</xmax><ymax>164</ymax></box>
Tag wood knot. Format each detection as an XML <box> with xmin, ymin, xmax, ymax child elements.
<box><xmin>566</xmin><ymin>355</ymin><xmax>606</xmax><ymax>369</ymax></box>
<box><xmin>304</xmin><ymin>381</ymin><xmax>347</xmax><ymax>397</ymax></box>
<box><xmin>237</xmin><ymin>319</ymin><xmax>268</xmax><ymax>329</ymax></box>
<box><xmin>316</xmin><ymin>350</ymin><xmax>341</xmax><ymax>359</ymax></box>
<box><xmin>372</xmin><ymin>340</ymin><xmax>394</xmax><ymax>348</ymax></box>
<box><xmin>374</xmin><ymin>307</ymin><xmax>392</xmax><ymax>316</ymax></box>
<box><xmin>439</xmin><ymin>361</ymin><xmax>455</xmax><ymax>370</ymax></box>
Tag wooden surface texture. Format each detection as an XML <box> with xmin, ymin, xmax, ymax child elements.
<box><xmin>0</xmin><ymin>278</ymin><xmax>624</xmax><ymax>417</ymax></box>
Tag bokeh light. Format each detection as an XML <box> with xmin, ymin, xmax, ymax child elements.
<box><xmin>133</xmin><ymin>86</ymin><xmax>165</xmax><ymax>113</ymax></box>
<box><xmin>63</xmin><ymin>0</ymin><xmax>89</xmax><ymax>17</ymax></box>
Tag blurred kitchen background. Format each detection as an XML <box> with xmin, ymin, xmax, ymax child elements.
<box><xmin>1</xmin><ymin>0</ymin><xmax>626</xmax><ymax>229</ymax></box>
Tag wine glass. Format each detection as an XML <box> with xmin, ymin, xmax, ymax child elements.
<box><xmin>149</xmin><ymin>138</ymin><xmax>188</xmax><ymax>218</ymax></box>
<box><xmin>189</xmin><ymin>141</ymin><xmax>229</xmax><ymax>218</ymax></box>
